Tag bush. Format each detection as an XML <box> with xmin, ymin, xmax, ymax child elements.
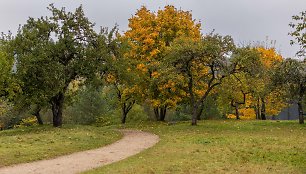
<box><xmin>64</xmin><ymin>86</ymin><xmax>107</xmax><ymax>125</ymax></box>
<box><xmin>126</xmin><ymin>104</ymin><xmax>149</xmax><ymax>123</ymax></box>
<box><xmin>0</xmin><ymin>101</ymin><xmax>27</xmax><ymax>129</ymax></box>
<box><xmin>168</xmin><ymin>110</ymin><xmax>191</xmax><ymax>121</ymax></box>
<box><xmin>14</xmin><ymin>116</ymin><xmax>38</xmax><ymax>128</ymax></box>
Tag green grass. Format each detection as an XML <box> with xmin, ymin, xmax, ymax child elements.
<box><xmin>0</xmin><ymin>125</ymin><xmax>122</xmax><ymax>167</ymax></box>
<box><xmin>85</xmin><ymin>120</ymin><xmax>306</xmax><ymax>174</ymax></box>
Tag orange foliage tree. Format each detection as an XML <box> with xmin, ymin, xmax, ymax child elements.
<box><xmin>253</xmin><ymin>47</ymin><xmax>285</xmax><ymax>119</ymax></box>
<box><xmin>124</xmin><ymin>5</ymin><xmax>201</xmax><ymax>121</ymax></box>
<box><xmin>224</xmin><ymin>47</ymin><xmax>286</xmax><ymax>120</ymax></box>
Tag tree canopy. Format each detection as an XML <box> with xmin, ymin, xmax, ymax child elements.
<box><xmin>10</xmin><ymin>4</ymin><xmax>109</xmax><ymax>127</ymax></box>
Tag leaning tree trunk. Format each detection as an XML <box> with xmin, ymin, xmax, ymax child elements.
<box><xmin>33</xmin><ymin>106</ymin><xmax>43</xmax><ymax>125</ymax></box>
<box><xmin>261</xmin><ymin>98</ymin><xmax>266</xmax><ymax>120</ymax></box>
<box><xmin>297</xmin><ymin>101</ymin><xmax>304</xmax><ymax>124</ymax></box>
<box><xmin>51</xmin><ymin>92</ymin><xmax>65</xmax><ymax>127</ymax></box>
<box><xmin>120</xmin><ymin>100</ymin><xmax>135</xmax><ymax>124</ymax></box>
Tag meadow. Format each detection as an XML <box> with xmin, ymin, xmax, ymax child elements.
<box><xmin>86</xmin><ymin>120</ymin><xmax>306</xmax><ymax>174</ymax></box>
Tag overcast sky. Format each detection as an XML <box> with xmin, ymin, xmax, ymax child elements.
<box><xmin>0</xmin><ymin>0</ymin><xmax>305</xmax><ymax>58</ymax></box>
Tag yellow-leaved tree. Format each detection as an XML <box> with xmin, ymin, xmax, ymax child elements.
<box><xmin>124</xmin><ymin>5</ymin><xmax>201</xmax><ymax>121</ymax></box>
<box><xmin>252</xmin><ymin>47</ymin><xmax>285</xmax><ymax>119</ymax></box>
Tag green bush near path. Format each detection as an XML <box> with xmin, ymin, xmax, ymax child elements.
<box><xmin>0</xmin><ymin>125</ymin><xmax>122</xmax><ymax>167</ymax></box>
<box><xmin>85</xmin><ymin>120</ymin><xmax>306</xmax><ymax>174</ymax></box>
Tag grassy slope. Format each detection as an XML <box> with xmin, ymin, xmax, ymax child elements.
<box><xmin>86</xmin><ymin>120</ymin><xmax>306</xmax><ymax>174</ymax></box>
<box><xmin>0</xmin><ymin>125</ymin><xmax>122</xmax><ymax>167</ymax></box>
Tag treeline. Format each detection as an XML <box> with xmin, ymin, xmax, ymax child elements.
<box><xmin>0</xmin><ymin>5</ymin><xmax>305</xmax><ymax>129</ymax></box>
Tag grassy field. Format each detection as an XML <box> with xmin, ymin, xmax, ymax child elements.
<box><xmin>0</xmin><ymin>125</ymin><xmax>121</xmax><ymax>167</ymax></box>
<box><xmin>86</xmin><ymin>120</ymin><xmax>306</xmax><ymax>174</ymax></box>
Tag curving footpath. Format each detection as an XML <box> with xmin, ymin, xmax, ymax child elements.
<box><xmin>0</xmin><ymin>129</ymin><xmax>159</xmax><ymax>174</ymax></box>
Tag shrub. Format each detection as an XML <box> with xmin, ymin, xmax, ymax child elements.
<box><xmin>14</xmin><ymin>116</ymin><xmax>38</xmax><ymax>128</ymax></box>
<box><xmin>64</xmin><ymin>86</ymin><xmax>109</xmax><ymax>125</ymax></box>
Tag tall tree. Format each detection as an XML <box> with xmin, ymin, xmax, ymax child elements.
<box><xmin>124</xmin><ymin>5</ymin><xmax>201</xmax><ymax>121</ymax></box>
<box><xmin>11</xmin><ymin>4</ymin><xmax>108</xmax><ymax>127</ymax></box>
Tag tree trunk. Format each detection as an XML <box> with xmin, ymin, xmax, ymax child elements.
<box><xmin>196</xmin><ymin>103</ymin><xmax>204</xmax><ymax>120</ymax></box>
<box><xmin>154</xmin><ymin>107</ymin><xmax>159</xmax><ymax>121</ymax></box>
<box><xmin>261</xmin><ymin>98</ymin><xmax>266</xmax><ymax>120</ymax></box>
<box><xmin>191</xmin><ymin>104</ymin><xmax>198</xmax><ymax>125</ymax></box>
<box><xmin>120</xmin><ymin>100</ymin><xmax>135</xmax><ymax>124</ymax></box>
<box><xmin>154</xmin><ymin>106</ymin><xmax>167</xmax><ymax>121</ymax></box>
<box><xmin>121</xmin><ymin>103</ymin><xmax>127</xmax><ymax>124</ymax></box>
<box><xmin>235</xmin><ymin>103</ymin><xmax>240</xmax><ymax>120</ymax></box>
<box><xmin>33</xmin><ymin>106</ymin><xmax>43</xmax><ymax>125</ymax></box>
<box><xmin>121</xmin><ymin>111</ymin><xmax>127</xmax><ymax>124</ymax></box>
<box><xmin>160</xmin><ymin>107</ymin><xmax>166</xmax><ymax>121</ymax></box>
<box><xmin>297</xmin><ymin>101</ymin><xmax>304</xmax><ymax>124</ymax></box>
<box><xmin>51</xmin><ymin>92</ymin><xmax>64</xmax><ymax>127</ymax></box>
<box><xmin>256</xmin><ymin>98</ymin><xmax>261</xmax><ymax>119</ymax></box>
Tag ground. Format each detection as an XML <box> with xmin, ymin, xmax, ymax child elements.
<box><xmin>86</xmin><ymin>120</ymin><xmax>306</xmax><ymax>174</ymax></box>
<box><xmin>0</xmin><ymin>120</ymin><xmax>305</xmax><ymax>174</ymax></box>
<box><xmin>0</xmin><ymin>130</ymin><xmax>159</xmax><ymax>174</ymax></box>
<box><xmin>0</xmin><ymin>125</ymin><xmax>121</xmax><ymax>167</ymax></box>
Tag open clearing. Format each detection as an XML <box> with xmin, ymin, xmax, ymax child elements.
<box><xmin>86</xmin><ymin>120</ymin><xmax>306</xmax><ymax>174</ymax></box>
<box><xmin>0</xmin><ymin>121</ymin><xmax>305</xmax><ymax>174</ymax></box>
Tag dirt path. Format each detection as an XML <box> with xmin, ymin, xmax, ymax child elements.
<box><xmin>0</xmin><ymin>129</ymin><xmax>159</xmax><ymax>174</ymax></box>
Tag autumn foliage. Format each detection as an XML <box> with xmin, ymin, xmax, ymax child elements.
<box><xmin>0</xmin><ymin>5</ymin><xmax>304</xmax><ymax>128</ymax></box>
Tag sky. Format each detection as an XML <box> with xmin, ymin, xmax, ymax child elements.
<box><xmin>0</xmin><ymin>0</ymin><xmax>305</xmax><ymax>58</ymax></box>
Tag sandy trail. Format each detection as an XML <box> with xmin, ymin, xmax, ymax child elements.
<box><xmin>0</xmin><ymin>129</ymin><xmax>159</xmax><ymax>174</ymax></box>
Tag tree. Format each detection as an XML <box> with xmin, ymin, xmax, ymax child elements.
<box><xmin>253</xmin><ymin>47</ymin><xmax>284</xmax><ymax>120</ymax></box>
<box><xmin>272</xmin><ymin>58</ymin><xmax>305</xmax><ymax>124</ymax></box>
<box><xmin>11</xmin><ymin>4</ymin><xmax>108</xmax><ymax>127</ymax></box>
<box><xmin>103</xmin><ymin>29</ymin><xmax>141</xmax><ymax>124</ymax></box>
<box><xmin>216</xmin><ymin>46</ymin><xmax>265</xmax><ymax>120</ymax></box>
<box><xmin>0</xmin><ymin>33</ymin><xmax>20</xmax><ymax>100</ymax></box>
<box><xmin>124</xmin><ymin>5</ymin><xmax>201</xmax><ymax>121</ymax></box>
<box><xmin>166</xmin><ymin>34</ymin><xmax>240</xmax><ymax>125</ymax></box>
<box><xmin>218</xmin><ymin>74</ymin><xmax>250</xmax><ymax>120</ymax></box>
<box><xmin>289</xmin><ymin>11</ymin><xmax>306</xmax><ymax>57</ymax></box>
<box><xmin>0</xmin><ymin>45</ymin><xmax>13</xmax><ymax>98</ymax></box>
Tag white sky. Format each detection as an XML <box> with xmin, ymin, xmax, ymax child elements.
<box><xmin>0</xmin><ymin>0</ymin><xmax>305</xmax><ymax>58</ymax></box>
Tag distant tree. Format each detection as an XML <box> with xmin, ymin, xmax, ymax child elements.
<box><xmin>253</xmin><ymin>47</ymin><xmax>284</xmax><ymax>120</ymax></box>
<box><xmin>217</xmin><ymin>47</ymin><xmax>263</xmax><ymax>120</ymax></box>
<box><xmin>10</xmin><ymin>4</ymin><xmax>108</xmax><ymax>127</ymax></box>
<box><xmin>289</xmin><ymin>11</ymin><xmax>306</xmax><ymax>57</ymax></box>
<box><xmin>272</xmin><ymin>58</ymin><xmax>305</xmax><ymax>124</ymax></box>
